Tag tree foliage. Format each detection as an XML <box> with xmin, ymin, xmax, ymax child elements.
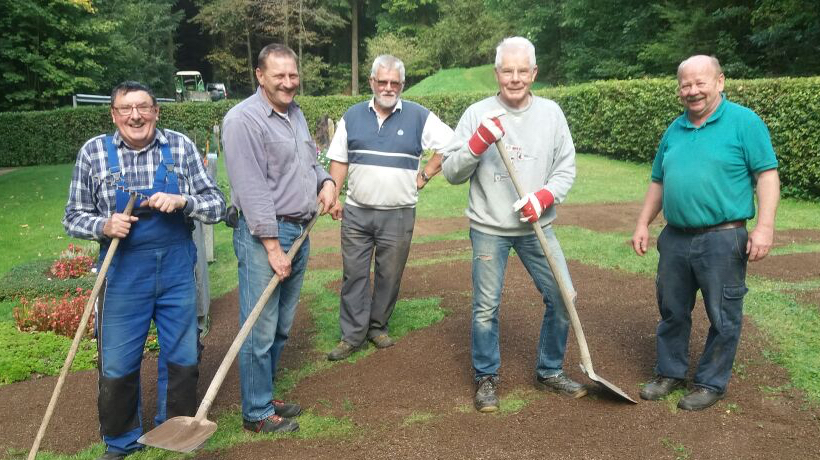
<box><xmin>0</xmin><ymin>0</ymin><xmax>112</xmax><ymax>111</ymax></box>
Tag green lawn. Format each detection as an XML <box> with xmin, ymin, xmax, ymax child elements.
<box><xmin>403</xmin><ymin>64</ymin><xmax>546</xmax><ymax>97</ymax></box>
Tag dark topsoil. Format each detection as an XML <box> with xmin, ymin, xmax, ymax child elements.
<box><xmin>2</xmin><ymin>203</ymin><xmax>818</xmax><ymax>460</ymax></box>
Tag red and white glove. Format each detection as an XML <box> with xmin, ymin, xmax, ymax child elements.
<box><xmin>513</xmin><ymin>187</ymin><xmax>554</xmax><ymax>223</ymax></box>
<box><xmin>468</xmin><ymin>111</ymin><xmax>506</xmax><ymax>156</ymax></box>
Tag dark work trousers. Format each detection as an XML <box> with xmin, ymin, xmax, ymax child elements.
<box><xmin>338</xmin><ymin>204</ymin><xmax>415</xmax><ymax>345</ymax></box>
<box><xmin>654</xmin><ymin>225</ymin><xmax>749</xmax><ymax>393</ymax></box>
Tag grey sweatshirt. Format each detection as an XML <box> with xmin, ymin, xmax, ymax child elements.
<box><xmin>442</xmin><ymin>94</ymin><xmax>576</xmax><ymax>236</ymax></box>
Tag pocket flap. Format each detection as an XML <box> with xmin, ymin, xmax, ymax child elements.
<box><xmin>723</xmin><ymin>285</ymin><xmax>749</xmax><ymax>299</ymax></box>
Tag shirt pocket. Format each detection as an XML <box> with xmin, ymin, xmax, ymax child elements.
<box><xmin>264</xmin><ymin>139</ymin><xmax>296</xmax><ymax>178</ymax></box>
<box><xmin>300</xmin><ymin>139</ymin><xmax>319</xmax><ymax>166</ymax></box>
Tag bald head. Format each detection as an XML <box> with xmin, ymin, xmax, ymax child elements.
<box><xmin>677</xmin><ymin>55</ymin><xmax>722</xmax><ymax>81</ymax></box>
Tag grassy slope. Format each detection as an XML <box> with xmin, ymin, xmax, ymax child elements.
<box><xmin>403</xmin><ymin>64</ymin><xmax>546</xmax><ymax>97</ymax></box>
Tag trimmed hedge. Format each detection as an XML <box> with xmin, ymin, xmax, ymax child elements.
<box><xmin>2</xmin><ymin>77</ymin><xmax>819</xmax><ymax>197</ymax></box>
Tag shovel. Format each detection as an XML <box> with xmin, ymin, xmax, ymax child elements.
<box><xmin>494</xmin><ymin>140</ymin><xmax>636</xmax><ymax>404</ymax></box>
<box><xmin>137</xmin><ymin>205</ymin><xmax>322</xmax><ymax>452</ymax></box>
<box><xmin>28</xmin><ymin>194</ymin><xmax>139</xmax><ymax>460</ymax></box>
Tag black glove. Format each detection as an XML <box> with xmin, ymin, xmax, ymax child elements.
<box><xmin>225</xmin><ymin>205</ymin><xmax>239</xmax><ymax>228</ymax></box>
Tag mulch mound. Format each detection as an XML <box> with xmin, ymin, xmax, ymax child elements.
<box><xmin>1</xmin><ymin>205</ymin><xmax>818</xmax><ymax>460</ymax></box>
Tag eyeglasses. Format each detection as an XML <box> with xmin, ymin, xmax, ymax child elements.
<box><xmin>374</xmin><ymin>79</ymin><xmax>403</xmax><ymax>89</ymax></box>
<box><xmin>112</xmin><ymin>104</ymin><xmax>156</xmax><ymax>116</ymax></box>
<box><xmin>498</xmin><ymin>68</ymin><xmax>533</xmax><ymax>80</ymax></box>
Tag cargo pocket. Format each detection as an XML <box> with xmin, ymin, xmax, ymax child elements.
<box><xmin>720</xmin><ymin>285</ymin><xmax>748</xmax><ymax>332</ymax></box>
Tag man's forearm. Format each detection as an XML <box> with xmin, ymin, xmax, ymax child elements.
<box><xmin>423</xmin><ymin>152</ymin><xmax>443</xmax><ymax>178</ymax></box>
<box><xmin>329</xmin><ymin>160</ymin><xmax>349</xmax><ymax>196</ymax></box>
<box><xmin>754</xmin><ymin>169</ymin><xmax>780</xmax><ymax>230</ymax></box>
<box><xmin>636</xmin><ymin>181</ymin><xmax>664</xmax><ymax>227</ymax></box>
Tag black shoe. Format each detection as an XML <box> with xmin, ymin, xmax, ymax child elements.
<box><xmin>474</xmin><ymin>376</ymin><xmax>499</xmax><ymax>413</ymax></box>
<box><xmin>368</xmin><ymin>333</ymin><xmax>395</xmax><ymax>349</ymax></box>
<box><xmin>272</xmin><ymin>399</ymin><xmax>302</xmax><ymax>418</ymax></box>
<box><xmin>242</xmin><ymin>414</ymin><xmax>299</xmax><ymax>433</ymax></box>
<box><xmin>327</xmin><ymin>341</ymin><xmax>365</xmax><ymax>361</ymax></box>
<box><xmin>97</xmin><ymin>452</ymin><xmax>126</xmax><ymax>460</ymax></box>
<box><xmin>640</xmin><ymin>376</ymin><xmax>685</xmax><ymax>401</ymax></box>
<box><xmin>677</xmin><ymin>387</ymin><xmax>725</xmax><ymax>411</ymax></box>
<box><xmin>535</xmin><ymin>372</ymin><xmax>587</xmax><ymax>398</ymax></box>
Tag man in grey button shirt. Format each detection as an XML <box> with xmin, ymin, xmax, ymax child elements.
<box><xmin>222</xmin><ymin>43</ymin><xmax>336</xmax><ymax>434</ymax></box>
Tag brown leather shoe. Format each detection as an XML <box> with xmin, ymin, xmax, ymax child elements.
<box><xmin>369</xmin><ymin>333</ymin><xmax>395</xmax><ymax>349</ymax></box>
<box><xmin>677</xmin><ymin>387</ymin><xmax>725</xmax><ymax>411</ymax></box>
<box><xmin>327</xmin><ymin>340</ymin><xmax>365</xmax><ymax>361</ymax></box>
<box><xmin>272</xmin><ymin>399</ymin><xmax>302</xmax><ymax>418</ymax></box>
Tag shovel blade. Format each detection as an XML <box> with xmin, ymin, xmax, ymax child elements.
<box><xmin>580</xmin><ymin>364</ymin><xmax>637</xmax><ymax>404</ymax></box>
<box><xmin>137</xmin><ymin>416</ymin><xmax>217</xmax><ymax>453</ymax></box>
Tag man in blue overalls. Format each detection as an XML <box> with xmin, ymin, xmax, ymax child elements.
<box><xmin>63</xmin><ymin>81</ymin><xmax>226</xmax><ymax>460</ymax></box>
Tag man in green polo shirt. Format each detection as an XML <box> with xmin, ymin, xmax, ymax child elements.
<box><xmin>631</xmin><ymin>55</ymin><xmax>780</xmax><ymax>411</ymax></box>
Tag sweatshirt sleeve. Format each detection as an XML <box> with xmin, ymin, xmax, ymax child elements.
<box><xmin>543</xmin><ymin>108</ymin><xmax>576</xmax><ymax>204</ymax></box>
<box><xmin>441</xmin><ymin>106</ymin><xmax>483</xmax><ymax>185</ymax></box>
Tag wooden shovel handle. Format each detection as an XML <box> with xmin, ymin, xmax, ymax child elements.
<box><xmin>194</xmin><ymin>204</ymin><xmax>321</xmax><ymax>420</ymax></box>
<box><xmin>28</xmin><ymin>194</ymin><xmax>138</xmax><ymax>460</ymax></box>
<box><xmin>493</xmin><ymin>140</ymin><xmax>596</xmax><ymax>377</ymax></box>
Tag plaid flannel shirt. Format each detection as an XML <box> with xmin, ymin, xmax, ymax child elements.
<box><xmin>63</xmin><ymin>129</ymin><xmax>226</xmax><ymax>241</ymax></box>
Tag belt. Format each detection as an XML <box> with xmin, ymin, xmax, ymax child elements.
<box><xmin>678</xmin><ymin>220</ymin><xmax>745</xmax><ymax>234</ymax></box>
<box><xmin>276</xmin><ymin>215</ymin><xmax>311</xmax><ymax>225</ymax></box>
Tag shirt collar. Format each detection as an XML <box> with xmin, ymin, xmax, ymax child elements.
<box><xmin>255</xmin><ymin>86</ymin><xmax>299</xmax><ymax>118</ymax></box>
<box><xmin>680</xmin><ymin>93</ymin><xmax>727</xmax><ymax>129</ymax></box>
<box><xmin>112</xmin><ymin>128</ymin><xmax>165</xmax><ymax>152</ymax></box>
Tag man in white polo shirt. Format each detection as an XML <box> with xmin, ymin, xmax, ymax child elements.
<box><xmin>325</xmin><ymin>54</ymin><xmax>454</xmax><ymax>360</ymax></box>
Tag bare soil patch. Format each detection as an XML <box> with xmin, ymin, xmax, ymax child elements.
<box><xmin>1</xmin><ymin>209</ymin><xmax>818</xmax><ymax>460</ymax></box>
<box><xmin>749</xmin><ymin>252</ymin><xmax>820</xmax><ymax>281</ymax></box>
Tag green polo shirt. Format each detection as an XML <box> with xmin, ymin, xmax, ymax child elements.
<box><xmin>651</xmin><ymin>96</ymin><xmax>778</xmax><ymax>229</ymax></box>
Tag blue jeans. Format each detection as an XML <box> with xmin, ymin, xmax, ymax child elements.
<box><xmin>97</xmin><ymin>242</ymin><xmax>198</xmax><ymax>454</ymax></box>
<box><xmin>234</xmin><ymin>216</ymin><xmax>309</xmax><ymax>421</ymax></box>
<box><xmin>470</xmin><ymin>226</ymin><xmax>572</xmax><ymax>380</ymax></box>
<box><xmin>655</xmin><ymin>225</ymin><xmax>749</xmax><ymax>392</ymax></box>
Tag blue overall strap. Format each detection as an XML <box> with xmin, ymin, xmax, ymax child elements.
<box><xmin>153</xmin><ymin>140</ymin><xmax>175</xmax><ymax>186</ymax></box>
<box><xmin>104</xmin><ymin>135</ymin><xmax>123</xmax><ymax>185</ymax></box>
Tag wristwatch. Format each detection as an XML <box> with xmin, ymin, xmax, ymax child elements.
<box><xmin>420</xmin><ymin>170</ymin><xmax>431</xmax><ymax>182</ymax></box>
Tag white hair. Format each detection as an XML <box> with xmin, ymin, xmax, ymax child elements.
<box><xmin>495</xmin><ymin>37</ymin><xmax>536</xmax><ymax>69</ymax></box>
<box><xmin>677</xmin><ymin>55</ymin><xmax>723</xmax><ymax>80</ymax></box>
<box><xmin>370</xmin><ymin>55</ymin><xmax>406</xmax><ymax>82</ymax></box>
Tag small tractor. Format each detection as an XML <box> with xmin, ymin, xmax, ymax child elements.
<box><xmin>175</xmin><ymin>71</ymin><xmax>212</xmax><ymax>102</ymax></box>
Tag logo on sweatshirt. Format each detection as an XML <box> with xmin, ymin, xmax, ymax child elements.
<box><xmin>397</xmin><ymin>129</ymin><xmax>404</xmax><ymax>136</ymax></box>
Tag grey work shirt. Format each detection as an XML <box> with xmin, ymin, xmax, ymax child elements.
<box><xmin>223</xmin><ymin>87</ymin><xmax>331</xmax><ymax>238</ymax></box>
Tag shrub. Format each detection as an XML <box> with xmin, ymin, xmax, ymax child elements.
<box><xmin>13</xmin><ymin>288</ymin><xmax>94</xmax><ymax>338</ymax></box>
<box><xmin>2</xmin><ymin>77</ymin><xmax>819</xmax><ymax>197</ymax></box>
<box><xmin>49</xmin><ymin>243</ymin><xmax>94</xmax><ymax>280</ymax></box>
<box><xmin>0</xmin><ymin>259</ymin><xmax>95</xmax><ymax>301</ymax></box>
<box><xmin>0</xmin><ymin>322</ymin><xmax>96</xmax><ymax>385</ymax></box>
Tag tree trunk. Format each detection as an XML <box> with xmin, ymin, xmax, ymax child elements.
<box><xmin>283</xmin><ymin>0</ymin><xmax>290</xmax><ymax>47</ymax></box>
<box><xmin>298</xmin><ymin>0</ymin><xmax>304</xmax><ymax>95</ymax></box>
<box><xmin>246</xmin><ymin>24</ymin><xmax>256</xmax><ymax>91</ymax></box>
<box><xmin>350</xmin><ymin>0</ymin><xmax>358</xmax><ymax>95</ymax></box>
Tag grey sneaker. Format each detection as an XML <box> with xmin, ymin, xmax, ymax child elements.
<box><xmin>327</xmin><ymin>341</ymin><xmax>364</xmax><ymax>361</ymax></box>
<box><xmin>474</xmin><ymin>376</ymin><xmax>499</xmax><ymax>413</ymax></box>
<box><xmin>535</xmin><ymin>372</ymin><xmax>587</xmax><ymax>398</ymax></box>
<box><xmin>242</xmin><ymin>414</ymin><xmax>299</xmax><ymax>433</ymax></box>
<box><xmin>640</xmin><ymin>376</ymin><xmax>685</xmax><ymax>401</ymax></box>
<box><xmin>369</xmin><ymin>333</ymin><xmax>395</xmax><ymax>349</ymax></box>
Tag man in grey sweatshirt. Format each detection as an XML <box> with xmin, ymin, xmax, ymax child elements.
<box><xmin>441</xmin><ymin>36</ymin><xmax>585</xmax><ymax>413</ymax></box>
